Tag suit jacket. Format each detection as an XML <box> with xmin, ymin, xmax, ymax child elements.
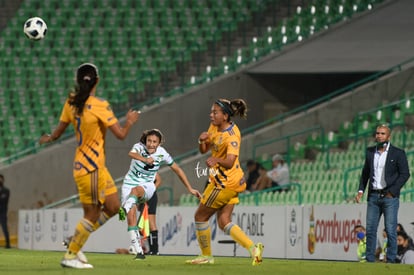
<box><xmin>358</xmin><ymin>144</ymin><xmax>410</xmax><ymax>198</ymax></box>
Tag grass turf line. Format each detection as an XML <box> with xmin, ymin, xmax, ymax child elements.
<box><xmin>0</xmin><ymin>249</ymin><xmax>413</xmax><ymax>275</ymax></box>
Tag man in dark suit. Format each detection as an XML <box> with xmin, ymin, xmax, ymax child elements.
<box><xmin>355</xmin><ymin>124</ymin><xmax>410</xmax><ymax>263</ymax></box>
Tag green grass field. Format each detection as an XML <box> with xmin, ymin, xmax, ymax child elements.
<box><xmin>1</xmin><ymin>249</ymin><xmax>414</xmax><ymax>275</ymax></box>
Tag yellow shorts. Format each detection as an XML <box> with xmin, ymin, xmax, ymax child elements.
<box><xmin>75</xmin><ymin>167</ymin><xmax>117</xmax><ymax>205</ymax></box>
<box><xmin>200</xmin><ymin>182</ymin><xmax>239</xmax><ymax>209</ymax></box>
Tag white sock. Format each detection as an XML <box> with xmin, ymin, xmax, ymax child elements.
<box><xmin>128</xmin><ymin>229</ymin><xmax>143</xmax><ymax>254</ymax></box>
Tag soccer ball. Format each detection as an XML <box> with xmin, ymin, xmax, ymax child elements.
<box><xmin>23</xmin><ymin>17</ymin><xmax>47</xmax><ymax>40</ymax></box>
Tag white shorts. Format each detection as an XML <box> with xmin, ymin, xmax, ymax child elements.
<box><xmin>121</xmin><ymin>182</ymin><xmax>156</xmax><ymax>205</ymax></box>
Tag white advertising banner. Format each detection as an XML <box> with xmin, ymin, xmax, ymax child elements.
<box><xmin>285</xmin><ymin>206</ymin><xmax>303</xmax><ymax>259</ymax></box>
<box><xmin>157</xmin><ymin>206</ymin><xmax>285</xmax><ymax>258</ymax></box>
<box><xmin>17</xmin><ymin>210</ymin><xmax>33</xmax><ymax>250</ymax></box>
<box><xmin>18</xmin><ymin>203</ymin><xmax>414</xmax><ymax>261</ymax></box>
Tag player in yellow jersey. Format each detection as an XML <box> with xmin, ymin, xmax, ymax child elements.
<box><xmin>39</xmin><ymin>63</ymin><xmax>140</xmax><ymax>269</ymax></box>
<box><xmin>186</xmin><ymin>98</ymin><xmax>264</xmax><ymax>266</ymax></box>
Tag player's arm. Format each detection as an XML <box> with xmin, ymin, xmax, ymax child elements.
<box><xmin>170</xmin><ymin>162</ymin><xmax>201</xmax><ymax>198</ymax></box>
<box><xmin>109</xmin><ymin>110</ymin><xmax>140</xmax><ymax>140</ymax></box>
<box><xmin>39</xmin><ymin>121</ymin><xmax>70</xmax><ymax>144</ymax></box>
<box><xmin>128</xmin><ymin>151</ymin><xmax>153</xmax><ymax>165</ymax></box>
<box><xmin>206</xmin><ymin>154</ymin><xmax>236</xmax><ymax>169</ymax></box>
<box><xmin>198</xmin><ymin>131</ymin><xmax>211</xmax><ymax>154</ymax></box>
<box><xmin>206</xmin><ymin>136</ymin><xmax>239</xmax><ymax>169</ymax></box>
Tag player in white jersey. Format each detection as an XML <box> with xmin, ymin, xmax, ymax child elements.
<box><xmin>119</xmin><ymin>129</ymin><xmax>201</xmax><ymax>260</ymax></box>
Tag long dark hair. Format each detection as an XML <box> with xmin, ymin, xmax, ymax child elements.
<box><xmin>140</xmin><ymin>129</ymin><xmax>165</xmax><ymax>145</ymax></box>
<box><xmin>69</xmin><ymin>63</ymin><xmax>99</xmax><ymax>115</ymax></box>
<box><xmin>215</xmin><ymin>98</ymin><xmax>248</xmax><ymax>121</ymax></box>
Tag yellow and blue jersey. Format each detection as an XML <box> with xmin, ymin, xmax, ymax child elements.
<box><xmin>60</xmin><ymin>96</ymin><xmax>118</xmax><ymax>177</ymax></box>
<box><xmin>207</xmin><ymin>122</ymin><xmax>246</xmax><ymax>192</ymax></box>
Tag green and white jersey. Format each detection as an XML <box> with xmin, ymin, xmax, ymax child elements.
<box><xmin>123</xmin><ymin>142</ymin><xmax>174</xmax><ymax>186</ymax></box>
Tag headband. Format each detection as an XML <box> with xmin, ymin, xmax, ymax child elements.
<box><xmin>215</xmin><ymin>100</ymin><xmax>234</xmax><ymax>116</ymax></box>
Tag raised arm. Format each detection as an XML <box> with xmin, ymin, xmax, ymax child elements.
<box><xmin>39</xmin><ymin>121</ymin><xmax>70</xmax><ymax>144</ymax></box>
<box><xmin>198</xmin><ymin>131</ymin><xmax>211</xmax><ymax>154</ymax></box>
<box><xmin>170</xmin><ymin>162</ymin><xmax>201</xmax><ymax>198</ymax></box>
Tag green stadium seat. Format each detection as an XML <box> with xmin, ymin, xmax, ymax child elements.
<box><xmin>400</xmin><ymin>98</ymin><xmax>414</xmax><ymax>115</ymax></box>
<box><xmin>306</xmin><ymin>131</ymin><xmax>323</xmax><ymax>150</ymax></box>
<box><xmin>289</xmin><ymin>142</ymin><xmax>306</xmax><ymax>160</ymax></box>
<box><xmin>325</xmin><ymin>131</ymin><xmax>339</xmax><ymax>148</ymax></box>
<box><xmin>390</xmin><ymin>109</ymin><xmax>405</xmax><ymax>126</ymax></box>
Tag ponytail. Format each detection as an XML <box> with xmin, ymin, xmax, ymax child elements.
<box><xmin>69</xmin><ymin>63</ymin><xmax>99</xmax><ymax>115</ymax></box>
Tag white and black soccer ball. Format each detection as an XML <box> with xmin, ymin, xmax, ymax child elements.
<box><xmin>23</xmin><ymin>17</ymin><xmax>47</xmax><ymax>40</ymax></box>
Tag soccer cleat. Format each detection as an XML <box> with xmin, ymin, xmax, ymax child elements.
<box><xmin>61</xmin><ymin>257</ymin><xmax>93</xmax><ymax>269</ymax></box>
<box><xmin>62</xmin><ymin>236</ymin><xmax>88</xmax><ymax>263</ymax></box>
<box><xmin>252</xmin><ymin>243</ymin><xmax>264</xmax><ymax>266</ymax></box>
<box><xmin>134</xmin><ymin>252</ymin><xmax>146</xmax><ymax>260</ymax></box>
<box><xmin>118</xmin><ymin>207</ymin><xmax>127</xmax><ymax>221</ymax></box>
<box><xmin>186</xmin><ymin>255</ymin><xmax>214</xmax><ymax>264</ymax></box>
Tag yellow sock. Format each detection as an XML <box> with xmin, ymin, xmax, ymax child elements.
<box><xmin>93</xmin><ymin>211</ymin><xmax>110</xmax><ymax>231</ymax></box>
<box><xmin>224</xmin><ymin>223</ymin><xmax>254</xmax><ymax>252</ymax></box>
<box><xmin>66</xmin><ymin>218</ymin><xmax>94</xmax><ymax>258</ymax></box>
<box><xmin>195</xmin><ymin>222</ymin><xmax>211</xmax><ymax>256</ymax></box>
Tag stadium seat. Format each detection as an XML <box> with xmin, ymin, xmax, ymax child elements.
<box><xmin>306</xmin><ymin>131</ymin><xmax>323</xmax><ymax>150</ymax></box>
<box><xmin>400</xmin><ymin>98</ymin><xmax>414</xmax><ymax>115</ymax></box>
<box><xmin>390</xmin><ymin>108</ymin><xmax>405</xmax><ymax>127</ymax></box>
<box><xmin>289</xmin><ymin>142</ymin><xmax>306</xmax><ymax>160</ymax></box>
<box><xmin>325</xmin><ymin>131</ymin><xmax>339</xmax><ymax>148</ymax></box>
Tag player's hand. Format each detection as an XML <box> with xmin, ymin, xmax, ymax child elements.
<box><xmin>126</xmin><ymin>109</ymin><xmax>140</xmax><ymax>125</ymax></box>
<box><xmin>198</xmin><ymin>132</ymin><xmax>210</xmax><ymax>143</ymax></box>
<box><xmin>146</xmin><ymin>157</ymin><xmax>155</xmax><ymax>165</ymax></box>
<box><xmin>206</xmin><ymin>157</ymin><xmax>218</xmax><ymax>168</ymax></box>
<box><xmin>39</xmin><ymin>134</ymin><xmax>52</xmax><ymax>145</ymax></box>
<box><xmin>189</xmin><ymin>188</ymin><xmax>202</xmax><ymax>200</ymax></box>
<box><xmin>355</xmin><ymin>192</ymin><xmax>363</xmax><ymax>203</ymax></box>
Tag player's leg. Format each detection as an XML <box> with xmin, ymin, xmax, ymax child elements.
<box><xmin>119</xmin><ymin>185</ymin><xmax>146</xmax><ymax>220</ymax></box>
<box><xmin>186</xmin><ymin>183</ymin><xmax>217</xmax><ymax>264</ymax></box>
<box><xmin>127</xmin><ymin>203</ymin><xmax>145</xmax><ymax>259</ymax></box>
<box><xmin>148</xmin><ymin>191</ymin><xmax>159</xmax><ymax>255</ymax></box>
<box><xmin>61</xmin><ymin>170</ymin><xmax>105</xmax><ymax>269</ymax></box>
<box><xmin>125</xmin><ymin>183</ymin><xmax>155</xmax><ymax>260</ymax></box>
<box><xmin>94</xmin><ymin>168</ymin><xmax>119</xmax><ymax>230</ymax></box>
<box><xmin>65</xmin><ymin>168</ymin><xmax>118</xmax><ymax>265</ymax></box>
<box><xmin>218</xmin><ymin>203</ymin><xmax>263</xmax><ymax>266</ymax></box>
